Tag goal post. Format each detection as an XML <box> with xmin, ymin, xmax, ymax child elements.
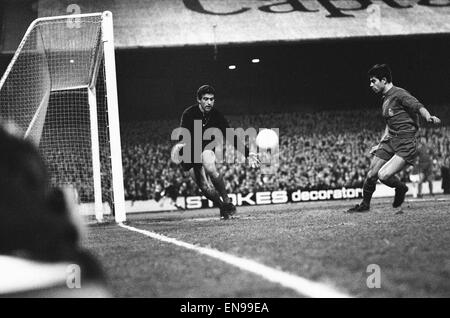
<box><xmin>101</xmin><ymin>11</ymin><xmax>126</xmax><ymax>223</ymax></box>
<box><xmin>0</xmin><ymin>11</ymin><xmax>126</xmax><ymax>223</ymax></box>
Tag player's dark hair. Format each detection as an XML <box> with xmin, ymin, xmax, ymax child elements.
<box><xmin>197</xmin><ymin>84</ymin><xmax>215</xmax><ymax>100</ymax></box>
<box><xmin>368</xmin><ymin>64</ymin><xmax>392</xmax><ymax>83</ymax></box>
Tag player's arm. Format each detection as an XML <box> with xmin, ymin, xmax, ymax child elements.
<box><xmin>180</xmin><ymin>110</ymin><xmax>191</xmax><ymax>130</ymax></box>
<box><xmin>171</xmin><ymin>110</ymin><xmax>192</xmax><ymax>163</ymax></box>
<box><xmin>370</xmin><ymin>125</ymin><xmax>388</xmax><ymax>155</ymax></box>
<box><xmin>380</xmin><ymin>125</ymin><xmax>389</xmax><ymax>141</ymax></box>
<box><xmin>176</xmin><ymin>110</ymin><xmax>193</xmax><ymax>145</ymax></box>
<box><xmin>400</xmin><ymin>93</ymin><xmax>441</xmax><ymax>124</ymax></box>
<box><xmin>418</xmin><ymin>107</ymin><xmax>441</xmax><ymax>124</ymax></box>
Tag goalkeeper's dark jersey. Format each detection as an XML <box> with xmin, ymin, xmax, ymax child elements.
<box><xmin>179</xmin><ymin>105</ymin><xmax>248</xmax><ymax>165</ymax></box>
<box><xmin>382</xmin><ymin>86</ymin><xmax>424</xmax><ymax>136</ymax></box>
<box><xmin>180</xmin><ymin>104</ymin><xmax>230</xmax><ymax>148</ymax></box>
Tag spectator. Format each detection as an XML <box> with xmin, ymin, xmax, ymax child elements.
<box><xmin>416</xmin><ymin>137</ymin><xmax>435</xmax><ymax>197</ymax></box>
<box><xmin>0</xmin><ymin>122</ymin><xmax>110</xmax><ymax>297</ymax></box>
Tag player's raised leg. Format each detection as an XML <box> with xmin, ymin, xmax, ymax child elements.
<box><xmin>347</xmin><ymin>155</ymin><xmax>386</xmax><ymax>213</ymax></box>
<box><xmin>201</xmin><ymin>150</ymin><xmax>236</xmax><ymax>218</ymax></box>
<box><xmin>190</xmin><ymin>166</ymin><xmax>224</xmax><ymax>212</ymax></box>
<box><xmin>377</xmin><ymin>155</ymin><xmax>409</xmax><ymax>208</ymax></box>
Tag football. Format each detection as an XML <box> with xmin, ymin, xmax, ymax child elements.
<box><xmin>256</xmin><ymin>129</ymin><xmax>279</xmax><ymax>149</ymax></box>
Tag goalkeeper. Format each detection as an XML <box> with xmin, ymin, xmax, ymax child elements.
<box><xmin>173</xmin><ymin>85</ymin><xmax>259</xmax><ymax>220</ymax></box>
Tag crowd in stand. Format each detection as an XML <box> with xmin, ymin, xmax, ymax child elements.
<box><xmin>120</xmin><ymin>109</ymin><xmax>450</xmax><ymax>201</ymax></box>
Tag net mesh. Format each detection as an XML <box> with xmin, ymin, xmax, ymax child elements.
<box><xmin>0</xmin><ymin>14</ymin><xmax>113</xmax><ymax>207</ymax></box>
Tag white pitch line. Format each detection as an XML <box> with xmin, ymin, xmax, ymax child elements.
<box><xmin>119</xmin><ymin>223</ymin><xmax>352</xmax><ymax>298</ymax></box>
<box><xmin>409</xmin><ymin>197</ymin><xmax>449</xmax><ymax>202</ymax></box>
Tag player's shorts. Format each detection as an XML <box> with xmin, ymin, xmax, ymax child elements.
<box><xmin>375</xmin><ymin>136</ymin><xmax>417</xmax><ymax>165</ymax></box>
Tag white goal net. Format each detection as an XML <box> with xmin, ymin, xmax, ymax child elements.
<box><xmin>0</xmin><ymin>12</ymin><xmax>125</xmax><ymax>223</ymax></box>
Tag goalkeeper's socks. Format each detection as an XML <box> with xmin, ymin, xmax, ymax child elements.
<box><xmin>199</xmin><ymin>185</ymin><xmax>224</xmax><ymax>208</ymax></box>
<box><xmin>210</xmin><ymin>173</ymin><xmax>230</xmax><ymax>204</ymax></box>
<box><xmin>362</xmin><ymin>178</ymin><xmax>377</xmax><ymax>206</ymax></box>
<box><xmin>380</xmin><ymin>175</ymin><xmax>404</xmax><ymax>189</ymax></box>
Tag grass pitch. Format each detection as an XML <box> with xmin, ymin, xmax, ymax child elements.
<box><xmin>85</xmin><ymin>196</ymin><xmax>450</xmax><ymax>298</ymax></box>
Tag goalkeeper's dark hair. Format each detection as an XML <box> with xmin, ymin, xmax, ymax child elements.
<box><xmin>197</xmin><ymin>84</ymin><xmax>215</xmax><ymax>100</ymax></box>
<box><xmin>368</xmin><ymin>64</ymin><xmax>392</xmax><ymax>83</ymax></box>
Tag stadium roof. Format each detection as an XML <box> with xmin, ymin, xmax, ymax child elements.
<box><xmin>34</xmin><ymin>0</ymin><xmax>450</xmax><ymax>48</ymax></box>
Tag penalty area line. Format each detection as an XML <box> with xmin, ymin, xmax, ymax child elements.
<box><xmin>119</xmin><ymin>223</ymin><xmax>352</xmax><ymax>298</ymax></box>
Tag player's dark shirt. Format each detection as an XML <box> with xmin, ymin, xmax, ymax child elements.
<box><xmin>180</xmin><ymin>104</ymin><xmax>230</xmax><ymax>146</ymax></box>
<box><xmin>179</xmin><ymin>104</ymin><xmax>249</xmax><ymax>163</ymax></box>
<box><xmin>382</xmin><ymin>86</ymin><xmax>424</xmax><ymax>137</ymax></box>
